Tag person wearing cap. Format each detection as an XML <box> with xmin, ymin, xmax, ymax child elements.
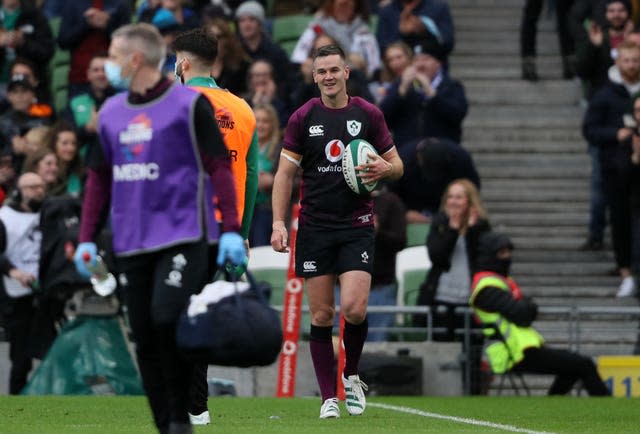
<box><xmin>235</xmin><ymin>0</ymin><xmax>294</xmax><ymax>106</ymax></box>
<box><xmin>470</xmin><ymin>231</ymin><xmax>610</xmax><ymax>396</ymax></box>
<box><xmin>0</xmin><ymin>73</ymin><xmax>55</xmax><ymax>173</ymax></box>
<box><xmin>379</xmin><ymin>35</ymin><xmax>467</xmax><ymax>151</ymax></box>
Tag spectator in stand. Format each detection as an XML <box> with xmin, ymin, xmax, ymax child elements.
<box><xmin>0</xmin><ymin>171</ymin><xmax>46</xmax><ymax>394</ymax></box>
<box><xmin>630</xmin><ymin>93</ymin><xmax>640</xmax><ymax>304</ymax></box>
<box><xmin>235</xmin><ymin>1</ymin><xmax>294</xmax><ymax>103</ymax></box>
<box><xmin>290</xmin><ymin>32</ymin><xmax>374</xmax><ymax>110</ymax></box>
<box><xmin>291</xmin><ymin>0</ymin><xmax>381</xmax><ymax>79</ymax></box>
<box><xmin>62</xmin><ymin>52</ymin><xmax>115</xmax><ymax>158</ymax></box>
<box><xmin>575</xmin><ymin>0</ymin><xmax>633</xmax><ymax>98</ymax></box>
<box><xmin>47</xmin><ymin>120</ymin><xmax>84</xmax><ymax>198</ymax></box>
<box><xmin>582</xmin><ymin>40</ymin><xmax>638</xmax><ymax>297</ymax></box>
<box><xmin>392</xmin><ymin>136</ymin><xmax>480</xmax><ymax>225</ymax></box>
<box><xmin>413</xmin><ymin>178</ymin><xmax>489</xmax><ymax>394</ymax></box>
<box><xmin>520</xmin><ymin>0</ymin><xmax>577</xmax><ymax>81</ymax></box>
<box><xmin>22</xmin><ymin>147</ymin><xmax>61</xmax><ymax>194</ymax></box>
<box><xmin>57</xmin><ymin>0</ymin><xmax>130</xmax><ymax>99</ymax></box>
<box><xmin>0</xmin><ymin>0</ymin><xmax>54</xmax><ymax>97</ymax></box>
<box><xmin>22</xmin><ymin>124</ymin><xmax>50</xmax><ymax>157</ymax></box>
<box><xmin>369</xmin><ymin>40</ymin><xmax>413</xmax><ymax>105</ymax></box>
<box><xmin>0</xmin><ymin>74</ymin><xmax>54</xmax><ymax>173</ymax></box>
<box><xmin>244</xmin><ymin>59</ymin><xmax>290</xmax><ymax>127</ymax></box>
<box><xmin>368</xmin><ymin>185</ymin><xmax>406</xmax><ymax>342</ymax></box>
<box><xmin>380</xmin><ymin>36</ymin><xmax>467</xmax><ymax>150</ymax></box>
<box><xmin>8</xmin><ymin>57</ymin><xmax>53</xmax><ymax>107</ymax></box>
<box><xmin>42</xmin><ymin>0</ymin><xmax>65</xmax><ymax>18</ymax></box>
<box><xmin>249</xmin><ymin>103</ymin><xmax>282</xmax><ymax>247</ymax></box>
<box><xmin>0</xmin><ymin>147</ymin><xmax>15</xmax><ymax>204</ymax></box>
<box><xmin>139</xmin><ymin>0</ymin><xmax>200</xmax><ymax>79</ymax></box>
<box><xmin>207</xmin><ymin>17</ymin><xmax>252</xmax><ymax>96</ymax></box>
<box><xmin>376</xmin><ymin>0</ymin><xmax>454</xmax><ymax>60</ymax></box>
<box><xmin>576</xmin><ymin>2</ymin><xmax>633</xmax><ymax>251</ymax></box>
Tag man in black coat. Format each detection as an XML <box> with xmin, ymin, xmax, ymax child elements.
<box><xmin>380</xmin><ymin>35</ymin><xmax>467</xmax><ymax>151</ymax></box>
<box><xmin>582</xmin><ymin>39</ymin><xmax>639</xmax><ymax>297</ymax></box>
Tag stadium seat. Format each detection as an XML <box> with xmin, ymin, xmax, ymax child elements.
<box><xmin>51</xmin><ymin>48</ymin><xmax>70</xmax><ymax>68</ymax></box>
<box><xmin>49</xmin><ymin>16</ymin><xmax>61</xmax><ymax>38</ymax></box>
<box><xmin>51</xmin><ymin>64</ymin><xmax>69</xmax><ymax>93</ymax></box>
<box><xmin>369</xmin><ymin>14</ymin><xmax>378</xmax><ymax>33</ymax></box>
<box><xmin>54</xmin><ymin>88</ymin><xmax>68</xmax><ymax>114</ymax></box>
<box><xmin>248</xmin><ymin>246</ymin><xmax>289</xmax><ymax>306</ymax></box>
<box><xmin>406</xmin><ymin>222</ymin><xmax>430</xmax><ymax>247</ymax></box>
<box><xmin>272</xmin><ymin>14</ymin><xmax>312</xmax><ymax>51</ymax></box>
<box><xmin>395</xmin><ymin>246</ymin><xmax>431</xmax><ymax>324</ymax></box>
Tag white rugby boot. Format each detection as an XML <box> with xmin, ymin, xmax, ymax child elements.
<box><xmin>342</xmin><ymin>374</ymin><xmax>368</xmax><ymax>415</ymax></box>
<box><xmin>319</xmin><ymin>397</ymin><xmax>340</xmax><ymax>419</ymax></box>
<box><xmin>188</xmin><ymin>410</ymin><xmax>211</xmax><ymax>425</ymax></box>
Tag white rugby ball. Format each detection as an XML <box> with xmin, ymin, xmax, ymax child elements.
<box><xmin>342</xmin><ymin>139</ymin><xmax>378</xmax><ymax>194</ymax></box>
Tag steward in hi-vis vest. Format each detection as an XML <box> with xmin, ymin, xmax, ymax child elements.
<box><xmin>469</xmin><ymin>231</ymin><xmax>610</xmax><ymax>396</ymax></box>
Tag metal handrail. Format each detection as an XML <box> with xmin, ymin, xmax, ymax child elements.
<box><xmin>274</xmin><ymin>304</ymin><xmax>640</xmax><ymax>395</ymax></box>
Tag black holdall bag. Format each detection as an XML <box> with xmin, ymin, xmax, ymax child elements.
<box><xmin>176</xmin><ymin>268</ymin><xmax>283</xmax><ymax>368</ymax></box>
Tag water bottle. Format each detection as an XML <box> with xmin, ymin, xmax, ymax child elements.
<box><xmin>83</xmin><ymin>252</ymin><xmax>117</xmax><ymax>297</ymax></box>
<box><xmin>225</xmin><ymin>255</ymin><xmax>249</xmax><ymax>279</ymax></box>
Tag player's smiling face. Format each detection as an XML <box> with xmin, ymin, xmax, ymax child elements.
<box><xmin>313</xmin><ymin>54</ymin><xmax>350</xmax><ymax>99</ymax></box>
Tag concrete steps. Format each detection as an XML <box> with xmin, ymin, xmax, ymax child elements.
<box><xmin>449</xmin><ymin>0</ymin><xmax>639</xmax><ymax>370</ymax></box>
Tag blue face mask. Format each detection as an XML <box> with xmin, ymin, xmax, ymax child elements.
<box><xmin>104</xmin><ymin>59</ymin><xmax>131</xmax><ymax>90</ymax></box>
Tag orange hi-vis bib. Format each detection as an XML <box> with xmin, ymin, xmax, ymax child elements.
<box><xmin>195</xmin><ymin>85</ymin><xmax>256</xmax><ymax>225</ymax></box>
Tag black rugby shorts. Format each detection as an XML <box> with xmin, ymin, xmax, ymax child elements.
<box><xmin>295</xmin><ymin>224</ymin><xmax>374</xmax><ymax>277</ymax></box>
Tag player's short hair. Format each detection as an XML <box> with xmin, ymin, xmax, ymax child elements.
<box><xmin>112</xmin><ymin>23</ymin><xmax>166</xmax><ymax>68</ymax></box>
<box><xmin>172</xmin><ymin>27</ymin><xmax>219</xmax><ymax>67</ymax></box>
<box><xmin>312</xmin><ymin>44</ymin><xmax>346</xmax><ymax>63</ymax></box>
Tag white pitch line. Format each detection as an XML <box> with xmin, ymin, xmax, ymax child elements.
<box><xmin>368</xmin><ymin>402</ymin><xmax>556</xmax><ymax>434</ymax></box>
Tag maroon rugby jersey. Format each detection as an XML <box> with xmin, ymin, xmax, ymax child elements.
<box><xmin>283</xmin><ymin>96</ymin><xmax>394</xmax><ymax>229</ymax></box>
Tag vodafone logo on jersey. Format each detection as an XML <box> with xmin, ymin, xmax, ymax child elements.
<box><xmin>324</xmin><ymin>139</ymin><xmax>344</xmax><ymax>163</ymax></box>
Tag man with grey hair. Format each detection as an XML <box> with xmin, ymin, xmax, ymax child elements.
<box><xmin>73</xmin><ymin>23</ymin><xmax>245</xmax><ymax>434</ymax></box>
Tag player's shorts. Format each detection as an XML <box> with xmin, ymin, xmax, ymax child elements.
<box><xmin>295</xmin><ymin>224</ymin><xmax>375</xmax><ymax>278</ymax></box>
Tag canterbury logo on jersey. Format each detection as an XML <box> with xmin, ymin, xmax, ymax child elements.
<box><xmin>309</xmin><ymin>125</ymin><xmax>324</xmax><ymax>136</ymax></box>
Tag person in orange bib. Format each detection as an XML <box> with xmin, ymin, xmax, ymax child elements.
<box><xmin>172</xmin><ymin>26</ymin><xmax>258</xmax><ymax>426</ymax></box>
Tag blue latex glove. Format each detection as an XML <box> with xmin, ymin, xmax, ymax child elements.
<box><xmin>217</xmin><ymin>232</ymin><xmax>245</xmax><ymax>266</ymax></box>
<box><xmin>74</xmin><ymin>242</ymin><xmax>97</xmax><ymax>278</ymax></box>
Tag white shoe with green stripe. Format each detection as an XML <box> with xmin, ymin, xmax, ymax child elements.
<box><xmin>342</xmin><ymin>374</ymin><xmax>368</xmax><ymax>415</ymax></box>
<box><xmin>319</xmin><ymin>397</ymin><xmax>340</xmax><ymax>419</ymax></box>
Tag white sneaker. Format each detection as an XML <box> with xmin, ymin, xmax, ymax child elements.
<box><xmin>616</xmin><ymin>277</ymin><xmax>637</xmax><ymax>298</ymax></box>
<box><xmin>342</xmin><ymin>374</ymin><xmax>368</xmax><ymax>415</ymax></box>
<box><xmin>188</xmin><ymin>410</ymin><xmax>211</xmax><ymax>425</ymax></box>
<box><xmin>319</xmin><ymin>397</ymin><xmax>340</xmax><ymax>419</ymax></box>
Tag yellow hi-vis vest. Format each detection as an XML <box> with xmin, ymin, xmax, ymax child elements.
<box><xmin>469</xmin><ymin>273</ymin><xmax>544</xmax><ymax>374</ymax></box>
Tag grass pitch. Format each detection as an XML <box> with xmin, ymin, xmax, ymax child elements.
<box><xmin>0</xmin><ymin>395</ymin><xmax>637</xmax><ymax>433</ymax></box>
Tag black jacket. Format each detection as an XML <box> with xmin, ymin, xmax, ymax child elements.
<box><xmin>582</xmin><ymin>76</ymin><xmax>634</xmax><ymax>171</ymax></box>
<box><xmin>416</xmin><ymin>211</ymin><xmax>490</xmax><ymax>306</ymax></box>
<box><xmin>380</xmin><ymin>73</ymin><xmax>467</xmax><ymax>149</ymax></box>
<box><xmin>0</xmin><ymin>4</ymin><xmax>55</xmax><ymax>92</ymax></box>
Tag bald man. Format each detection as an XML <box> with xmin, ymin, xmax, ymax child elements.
<box><xmin>0</xmin><ymin>171</ymin><xmax>46</xmax><ymax>394</ymax></box>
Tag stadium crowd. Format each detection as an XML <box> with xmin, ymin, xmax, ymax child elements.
<box><xmin>0</xmin><ymin>0</ymin><xmax>635</xmax><ymax>415</ymax></box>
